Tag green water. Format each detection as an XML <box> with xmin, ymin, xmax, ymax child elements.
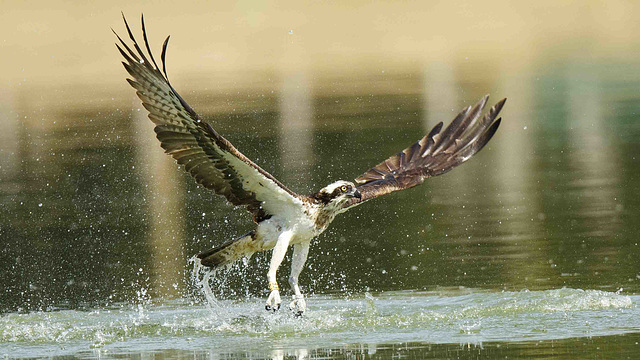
<box><xmin>1</xmin><ymin>60</ymin><xmax>640</xmax><ymax>358</ymax></box>
<box><xmin>1</xmin><ymin>289</ymin><xmax>638</xmax><ymax>358</ymax></box>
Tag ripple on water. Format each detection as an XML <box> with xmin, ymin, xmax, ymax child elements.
<box><xmin>0</xmin><ymin>288</ymin><xmax>637</xmax><ymax>356</ymax></box>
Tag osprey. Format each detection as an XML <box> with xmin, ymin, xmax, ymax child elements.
<box><xmin>115</xmin><ymin>15</ymin><xmax>506</xmax><ymax>316</ymax></box>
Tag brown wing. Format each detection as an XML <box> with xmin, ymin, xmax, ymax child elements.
<box><xmin>114</xmin><ymin>14</ymin><xmax>305</xmax><ymax>222</ymax></box>
<box><xmin>344</xmin><ymin>95</ymin><xmax>505</xmax><ymax>209</ymax></box>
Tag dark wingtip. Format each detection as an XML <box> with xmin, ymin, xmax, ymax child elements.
<box><xmin>481</xmin><ymin>94</ymin><xmax>490</xmax><ymax>107</ymax></box>
<box><xmin>141</xmin><ymin>13</ymin><xmax>162</xmax><ymax>72</ymax></box>
<box><xmin>429</xmin><ymin>121</ymin><xmax>444</xmax><ymax>136</ymax></box>
<box><xmin>121</xmin><ymin>11</ymin><xmax>131</xmax><ymax>33</ymax></box>
<box><xmin>490</xmin><ymin>98</ymin><xmax>507</xmax><ymax>118</ymax></box>
<box><xmin>478</xmin><ymin>117</ymin><xmax>502</xmax><ymax>149</ymax></box>
<box><xmin>161</xmin><ymin>35</ymin><xmax>171</xmax><ymax>78</ymax></box>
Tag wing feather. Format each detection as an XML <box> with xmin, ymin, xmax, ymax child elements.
<box><xmin>115</xmin><ymin>14</ymin><xmax>304</xmax><ymax>222</ymax></box>
<box><xmin>344</xmin><ymin>96</ymin><xmax>506</xmax><ymax>209</ymax></box>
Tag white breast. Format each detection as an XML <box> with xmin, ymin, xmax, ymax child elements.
<box><xmin>254</xmin><ymin>205</ymin><xmax>319</xmax><ymax>250</ymax></box>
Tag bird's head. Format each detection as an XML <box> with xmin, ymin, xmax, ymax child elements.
<box><xmin>312</xmin><ymin>180</ymin><xmax>362</xmax><ymax>207</ymax></box>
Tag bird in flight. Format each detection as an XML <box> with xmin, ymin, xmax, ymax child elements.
<box><xmin>114</xmin><ymin>15</ymin><xmax>506</xmax><ymax>316</ymax></box>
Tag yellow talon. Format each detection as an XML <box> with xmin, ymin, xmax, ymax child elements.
<box><xmin>269</xmin><ymin>281</ymin><xmax>279</xmax><ymax>291</ymax></box>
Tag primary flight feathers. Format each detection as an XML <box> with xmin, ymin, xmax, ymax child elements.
<box><xmin>114</xmin><ymin>14</ymin><xmax>505</xmax><ymax>218</ymax></box>
<box><xmin>348</xmin><ymin>96</ymin><xmax>505</xmax><ymax>208</ymax></box>
<box><xmin>114</xmin><ymin>14</ymin><xmax>303</xmax><ymax>223</ymax></box>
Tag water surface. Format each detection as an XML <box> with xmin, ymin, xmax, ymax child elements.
<box><xmin>2</xmin><ymin>288</ymin><xmax>638</xmax><ymax>359</ymax></box>
<box><xmin>2</xmin><ymin>4</ymin><xmax>640</xmax><ymax>357</ymax></box>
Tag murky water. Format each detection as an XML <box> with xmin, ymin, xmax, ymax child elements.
<box><xmin>2</xmin><ymin>63</ymin><xmax>639</xmax><ymax>358</ymax></box>
<box><xmin>1</xmin><ymin>289</ymin><xmax>638</xmax><ymax>359</ymax></box>
<box><xmin>2</xmin><ymin>3</ymin><xmax>640</xmax><ymax>358</ymax></box>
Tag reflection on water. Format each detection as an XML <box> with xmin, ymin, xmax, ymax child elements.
<box><xmin>132</xmin><ymin>106</ymin><xmax>186</xmax><ymax>299</ymax></box>
<box><xmin>1</xmin><ymin>56</ymin><xmax>640</xmax><ymax>358</ymax></box>
<box><xmin>279</xmin><ymin>68</ymin><xmax>314</xmax><ymax>187</ymax></box>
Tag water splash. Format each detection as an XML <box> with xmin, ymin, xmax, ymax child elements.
<box><xmin>0</xmin><ymin>288</ymin><xmax>636</xmax><ymax>358</ymax></box>
<box><xmin>188</xmin><ymin>255</ymin><xmax>221</xmax><ymax>311</ymax></box>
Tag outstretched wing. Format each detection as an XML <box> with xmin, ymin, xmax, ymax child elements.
<box><xmin>344</xmin><ymin>95</ymin><xmax>506</xmax><ymax>209</ymax></box>
<box><xmin>114</xmin><ymin>15</ymin><xmax>304</xmax><ymax>222</ymax></box>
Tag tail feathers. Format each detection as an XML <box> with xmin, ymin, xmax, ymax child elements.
<box><xmin>197</xmin><ymin>231</ymin><xmax>257</xmax><ymax>268</ymax></box>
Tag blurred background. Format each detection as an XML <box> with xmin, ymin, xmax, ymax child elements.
<box><xmin>1</xmin><ymin>0</ymin><xmax>640</xmax><ymax>313</ymax></box>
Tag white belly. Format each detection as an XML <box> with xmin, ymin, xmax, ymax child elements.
<box><xmin>254</xmin><ymin>214</ymin><xmax>318</xmax><ymax>250</ymax></box>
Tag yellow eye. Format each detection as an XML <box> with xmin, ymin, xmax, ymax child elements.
<box><xmin>341</xmin><ymin>185</ymin><xmax>348</xmax><ymax>192</ymax></box>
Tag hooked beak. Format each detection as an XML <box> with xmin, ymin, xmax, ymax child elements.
<box><xmin>352</xmin><ymin>189</ymin><xmax>362</xmax><ymax>199</ymax></box>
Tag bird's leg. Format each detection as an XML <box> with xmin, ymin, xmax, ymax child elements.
<box><xmin>265</xmin><ymin>230</ymin><xmax>292</xmax><ymax>311</ymax></box>
<box><xmin>288</xmin><ymin>241</ymin><xmax>310</xmax><ymax>317</ymax></box>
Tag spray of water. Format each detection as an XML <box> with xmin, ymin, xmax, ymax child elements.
<box><xmin>188</xmin><ymin>255</ymin><xmax>220</xmax><ymax>311</ymax></box>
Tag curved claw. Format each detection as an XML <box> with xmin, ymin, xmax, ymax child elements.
<box><xmin>266</xmin><ymin>289</ymin><xmax>281</xmax><ymax>312</ymax></box>
<box><xmin>289</xmin><ymin>294</ymin><xmax>306</xmax><ymax>317</ymax></box>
